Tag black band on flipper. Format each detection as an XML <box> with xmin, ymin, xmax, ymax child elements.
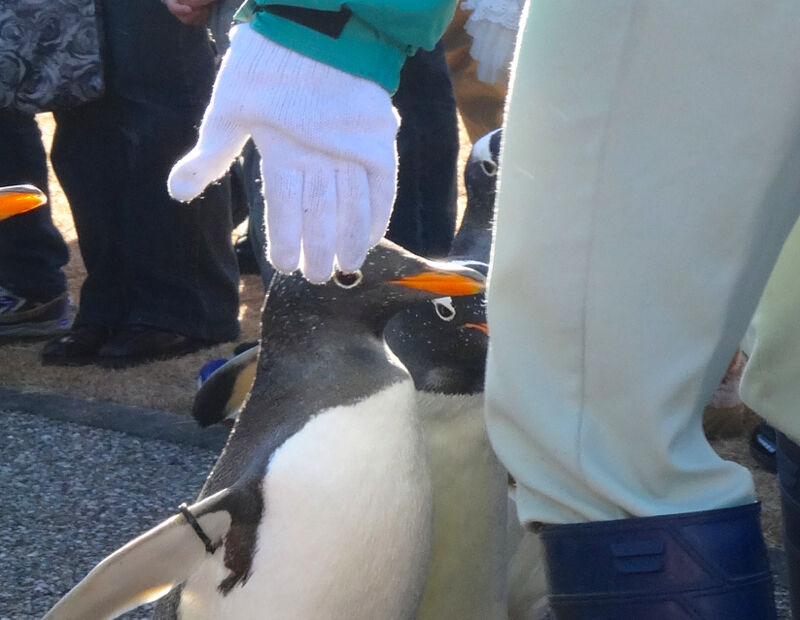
<box><xmin>255</xmin><ymin>5</ymin><xmax>353</xmax><ymax>39</ymax></box>
<box><xmin>178</xmin><ymin>502</ymin><xmax>218</xmax><ymax>554</ymax></box>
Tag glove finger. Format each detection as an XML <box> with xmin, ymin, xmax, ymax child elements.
<box><xmin>300</xmin><ymin>167</ymin><xmax>337</xmax><ymax>284</ymax></box>
<box><xmin>364</xmin><ymin>147</ymin><xmax>398</xmax><ymax>246</ymax></box>
<box><xmin>335</xmin><ymin>164</ymin><xmax>371</xmax><ymax>272</ymax></box>
<box><xmin>168</xmin><ymin>102</ymin><xmax>250</xmax><ymax>203</ymax></box>
<box><xmin>168</xmin><ymin>30</ymin><xmax>260</xmax><ymax>202</ymax></box>
<box><xmin>262</xmin><ymin>159</ymin><xmax>303</xmax><ymax>275</ymax></box>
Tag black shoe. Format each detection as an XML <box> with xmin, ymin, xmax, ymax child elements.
<box><xmin>97</xmin><ymin>326</ymin><xmax>212</xmax><ymax>369</ymax></box>
<box><xmin>41</xmin><ymin>324</ymin><xmax>115</xmax><ymax>366</ymax></box>
<box><xmin>540</xmin><ymin>503</ymin><xmax>776</xmax><ymax>619</ymax></box>
<box><xmin>0</xmin><ymin>287</ymin><xmax>71</xmax><ymax>338</ymax></box>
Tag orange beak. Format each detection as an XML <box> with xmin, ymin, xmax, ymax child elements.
<box><xmin>0</xmin><ymin>185</ymin><xmax>47</xmax><ymax>221</ymax></box>
<box><xmin>462</xmin><ymin>322</ymin><xmax>489</xmax><ymax>335</ymax></box>
<box><xmin>390</xmin><ymin>270</ymin><xmax>485</xmax><ymax>297</ymax></box>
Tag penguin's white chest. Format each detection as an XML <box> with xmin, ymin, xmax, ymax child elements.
<box><xmin>415</xmin><ymin>392</ymin><xmax>509</xmax><ymax>620</ymax></box>
<box><xmin>179</xmin><ymin>380</ymin><xmax>433</xmax><ymax>620</ymax></box>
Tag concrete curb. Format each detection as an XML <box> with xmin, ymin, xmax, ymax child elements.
<box><xmin>0</xmin><ymin>387</ymin><xmax>228</xmax><ymax>452</ymax></box>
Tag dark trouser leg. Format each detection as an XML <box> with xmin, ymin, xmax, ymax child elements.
<box><xmin>121</xmin><ymin>101</ymin><xmax>239</xmax><ymax>342</ymax></box>
<box><xmin>389</xmin><ymin>42</ymin><xmax>458</xmax><ymax>259</ymax></box>
<box><xmin>52</xmin><ymin>99</ymin><xmax>128</xmax><ymax>328</ymax></box>
<box><xmin>776</xmin><ymin>433</ymin><xmax>800</xmax><ymax>618</ymax></box>
<box><xmin>0</xmin><ymin>111</ymin><xmax>68</xmax><ymax>301</ymax></box>
<box><xmin>53</xmin><ymin>0</ymin><xmax>239</xmax><ymax>341</ymax></box>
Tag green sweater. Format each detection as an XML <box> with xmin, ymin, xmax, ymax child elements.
<box><xmin>236</xmin><ymin>0</ymin><xmax>458</xmax><ymax>93</ymax></box>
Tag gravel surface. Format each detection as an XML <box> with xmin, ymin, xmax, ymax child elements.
<box><xmin>0</xmin><ymin>409</ymin><xmax>218</xmax><ymax>619</ymax></box>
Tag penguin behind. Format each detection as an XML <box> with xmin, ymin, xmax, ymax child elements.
<box><xmin>383</xmin><ymin>129</ymin><xmax>507</xmax><ymax>620</ymax></box>
<box><xmin>459</xmin><ymin>128</ymin><xmax>548</xmax><ymax>619</ymax></box>
<box><xmin>384</xmin><ymin>268</ymin><xmax>510</xmax><ymax>620</ymax></box>
<box><xmin>449</xmin><ymin>128</ymin><xmax>503</xmax><ymax>263</ymax></box>
<box><xmin>44</xmin><ymin>240</ymin><xmax>485</xmax><ymax>620</ymax></box>
<box><xmin>383</xmin><ymin>128</ymin><xmax>547</xmax><ymax>620</ymax></box>
<box><xmin>385</xmin><ymin>281</ymin><xmax>547</xmax><ymax>620</ymax></box>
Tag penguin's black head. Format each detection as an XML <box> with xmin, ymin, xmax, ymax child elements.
<box><xmin>464</xmin><ymin>128</ymin><xmax>502</xmax><ymax>209</ymax></box>
<box><xmin>263</xmin><ymin>240</ymin><xmax>485</xmax><ymax>339</ymax></box>
<box><xmin>384</xmin><ymin>260</ymin><xmax>489</xmax><ymax>395</ymax></box>
<box><xmin>452</xmin><ymin>129</ymin><xmax>503</xmax><ymax>262</ymax></box>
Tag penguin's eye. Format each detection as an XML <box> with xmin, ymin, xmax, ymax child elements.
<box><xmin>432</xmin><ymin>297</ymin><xmax>456</xmax><ymax>322</ymax></box>
<box><xmin>481</xmin><ymin>160</ymin><xmax>498</xmax><ymax>177</ymax></box>
<box><xmin>333</xmin><ymin>269</ymin><xmax>363</xmax><ymax>289</ymax></box>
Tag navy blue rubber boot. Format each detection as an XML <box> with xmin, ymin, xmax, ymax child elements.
<box><xmin>777</xmin><ymin>433</ymin><xmax>800</xmax><ymax>618</ymax></box>
<box><xmin>540</xmin><ymin>503</ymin><xmax>776</xmax><ymax>619</ymax></box>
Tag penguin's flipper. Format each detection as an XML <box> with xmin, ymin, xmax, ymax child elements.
<box><xmin>192</xmin><ymin>345</ymin><xmax>259</xmax><ymax>427</ymax></box>
<box><xmin>44</xmin><ymin>489</ymin><xmax>235</xmax><ymax>620</ymax></box>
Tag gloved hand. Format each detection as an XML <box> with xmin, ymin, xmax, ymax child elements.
<box><xmin>168</xmin><ymin>24</ymin><xmax>399</xmax><ymax>283</ymax></box>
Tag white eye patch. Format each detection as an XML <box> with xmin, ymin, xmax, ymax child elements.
<box><xmin>432</xmin><ymin>296</ymin><xmax>456</xmax><ymax>322</ymax></box>
<box><xmin>333</xmin><ymin>269</ymin><xmax>363</xmax><ymax>289</ymax></box>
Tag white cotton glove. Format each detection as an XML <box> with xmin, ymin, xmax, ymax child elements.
<box><xmin>461</xmin><ymin>0</ymin><xmax>524</xmax><ymax>85</ymax></box>
<box><xmin>168</xmin><ymin>24</ymin><xmax>399</xmax><ymax>283</ymax></box>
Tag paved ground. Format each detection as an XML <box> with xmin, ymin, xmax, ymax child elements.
<box><xmin>0</xmin><ymin>393</ymin><xmax>225</xmax><ymax>619</ymax></box>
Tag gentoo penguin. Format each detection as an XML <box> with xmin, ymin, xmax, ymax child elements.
<box><xmin>0</xmin><ymin>184</ymin><xmax>47</xmax><ymax>220</ymax></box>
<box><xmin>456</xmin><ymin>128</ymin><xmax>550</xmax><ymax>620</ymax></box>
<box><xmin>183</xmin><ymin>130</ymin><xmax>547</xmax><ymax>619</ymax></box>
<box><xmin>388</xmin><ymin>127</ymin><xmax>547</xmax><ymax>620</ymax></box>
<box><xmin>183</xmin><ymin>129</ymin><xmax>521</xmax><ymax>619</ymax></box>
<box><xmin>385</xmin><ymin>274</ymin><xmax>548</xmax><ymax>620</ymax></box>
<box><xmin>44</xmin><ymin>240</ymin><xmax>485</xmax><ymax>620</ymax></box>
<box><xmin>384</xmin><ymin>276</ymin><xmax>509</xmax><ymax>620</ymax></box>
<box><xmin>449</xmin><ymin>128</ymin><xmax>502</xmax><ymax>263</ymax></box>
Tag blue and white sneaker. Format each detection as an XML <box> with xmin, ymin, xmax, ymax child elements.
<box><xmin>0</xmin><ymin>286</ymin><xmax>71</xmax><ymax>337</ymax></box>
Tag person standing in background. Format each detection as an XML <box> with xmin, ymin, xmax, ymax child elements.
<box><xmin>40</xmin><ymin>0</ymin><xmax>240</xmax><ymax>368</ymax></box>
<box><xmin>0</xmin><ymin>111</ymin><xmax>71</xmax><ymax>338</ymax></box>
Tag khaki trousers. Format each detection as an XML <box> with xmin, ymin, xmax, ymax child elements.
<box><xmin>741</xmin><ymin>218</ymin><xmax>800</xmax><ymax>446</ymax></box>
<box><xmin>485</xmin><ymin>0</ymin><xmax>800</xmax><ymax>524</ymax></box>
